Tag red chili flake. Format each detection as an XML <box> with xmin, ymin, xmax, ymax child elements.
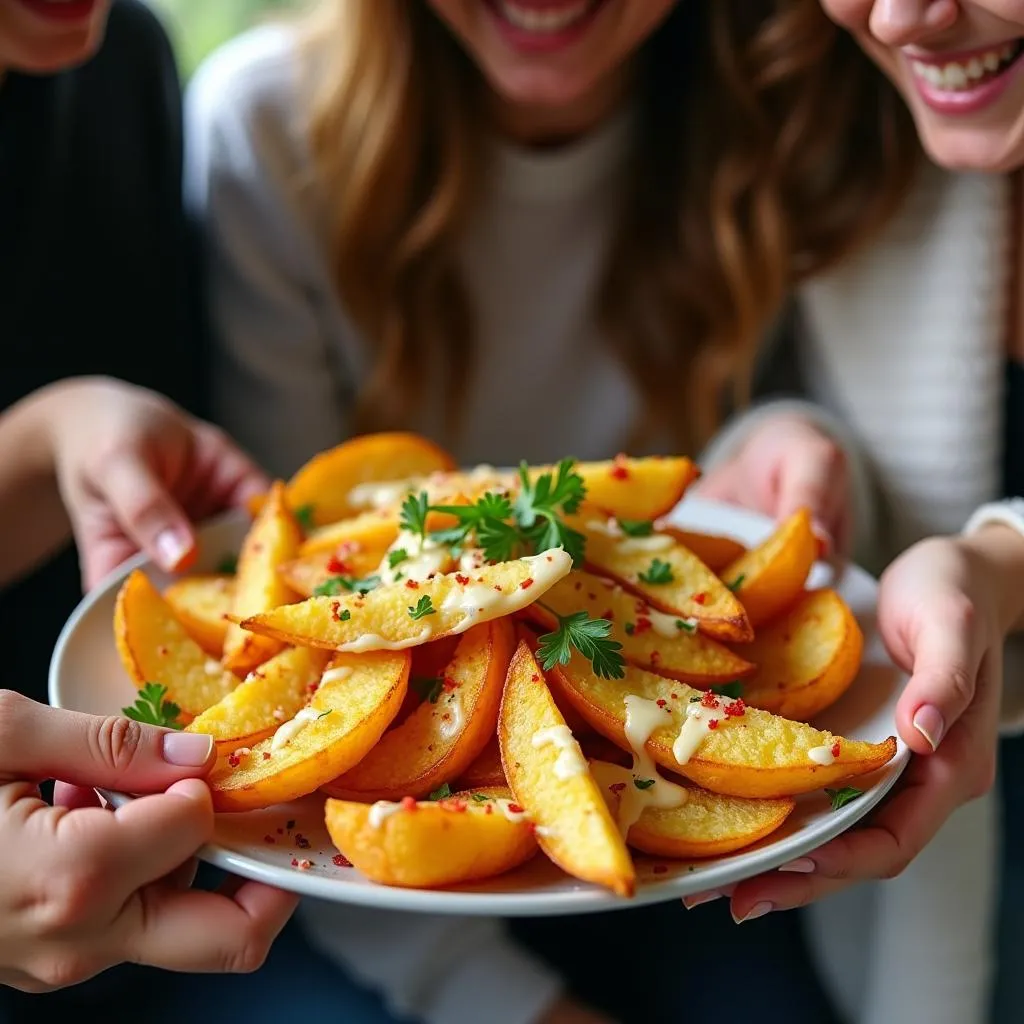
<box><xmin>831</xmin><ymin>740</ymin><xmax>841</xmax><ymax>758</ymax></box>
<box><xmin>652</xmin><ymin>864</ymin><xmax>668</xmax><ymax>875</ymax></box>
<box><xmin>708</xmin><ymin>719</ymin><xmax>720</xmax><ymax>730</ymax></box>
<box><xmin>326</xmin><ymin>555</ymin><xmax>350</xmax><ymax>574</ymax></box>
<box><xmin>295</xmin><ymin>835</ymin><xmax>311</xmax><ymax>850</ymax></box>
<box><xmin>634</xmin><ymin>616</ymin><xmax>652</xmax><ymax>636</ymax></box>
<box><xmin>635</xmin><ymin>599</ymin><xmax>648</xmax><ymax>613</ymax></box>
<box><xmin>574</xmin><ymin>581</ymin><xmax>583</xmax><ymax>591</ymax></box>
<box><xmin>333</xmin><ymin>853</ymin><xmax>352</xmax><ymax>867</ymax></box>
<box><xmin>600</xmin><ymin>608</ymin><xmax>614</xmax><ymax>621</ymax></box>
<box><xmin>493</xmin><ymin>585</ymin><xmax>503</xmax><ymax>592</ymax></box>
<box><xmin>671</xmin><ymin>693</ymin><xmax>679</xmax><ymax>700</ymax></box>
<box><xmin>227</xmin><ymin>753</ymin><xmax>241</xmax><ymax>768</ymax></box>
<box><xmin>455</xmin><ymin>573</ymin><xmax>470</xmax><ymax>585</ymax></box>
<box><xmin>291</xmin><ymin>858</ymin><xmax>299</xmax><ymax>867</ymax></box>
<box><xmin>308</xmin><ymin>681</ymin><xmax>320</xmax><ymax>694</ymax></box>
<box><xmin>330</xmin><ymin>601</ymin><xmax>343</xmax><ymax>621</ymax></box>
<box><xmin>526</xmin><ymin>822</ymin><xmax>537</xmax><ymax>835</ymax></box>
<box><xmin>650</xmin><ymin>651</ymin><xmax>662</xmax><ymax>667</ymax></box>
<box><xmin>724</xmin><ymin>699</ymin><xmax>746</xmax><ymax>718</ymax></box>
<box><xmin>444</xmin><ymin>799</ymin><xmax>468</xmax><ymax>813</ymax></box>
<box><xmin>545</xmin><ymin>555</ymin><xmax>553</xmax><ymax>562</ymax></box>
<box><xmin>609</xmin><ymin>782</ymin><xmax>627</xmax><ymax>794</ymax></box>
<box><xmin>400</xmin><ymin>796</ymin><xmax>418</xmax><ymax>812</ymax></box>
<box><xmin>701</xmin><ymin>691</ymin><xmax>720</xmax><ymax>709</ymax></box>
<box><xmin>520</xmin><ymin>578</ymin><xmax>535</xmax><ymax>590</ymax></box>
<box><xmin>507</xmin><ymin>803</ymin><xmax>525</xmax><ymax>814</ymax></box>
<box><xmin>405</xmin><ymin>579</ymin><xmax>419</xmax><ymax>590</ymax></box>
<box><xmin>441</xmin><ymin>712</ymin><xmax>451</xmax><ymax>722</ymax></box>
<box><xmin>587</xmin><ymin>591</ymin><xmax>597</xmax><ymax>601</ymax></box>
<box><xmin>262</xmin><ymin>751</ymin><xmax>272</xmax><ymax>761</ymax></box>
<box><xmin>656</xmin><ymin>698</ymin><xmax>667</xmax><ymax>708</ymax></box>
<box><xmin>530</xmin><ymin>673</ymin><xmax>540</xmax><ymax>682</ymax></box>
<box><xmin>263</xmin><ymin>835</ymin><xmax>276</xmax><ymax>844</ymax></box>
<box><xmin>277</xmin><ymin>827</ymin><xmax>284</xmax><ymax>835</ymax></box>
<box><xmin>442</xmin><ymin>677</ymin><xmax>458</xmax><ymax>693</ymax></box>
<box><xmin>484</xmin><ymin>804</ymin><xmax>493</xmax><ymax>815</ymax></box>
<box><xmin>693</xmin><ymin>592</ymin><xmax>707</xmax><ymax>605</ymax></box>
<box><xmin>610</xmin><ymin>457</ymin><xmax>629</xmax><ymax>481</ymax></box>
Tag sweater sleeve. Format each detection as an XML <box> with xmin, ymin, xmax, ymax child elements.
<box><xmin>183</xmin><ymin>30</ymin><xmax>347</xmax><ymax>479</ymax></box>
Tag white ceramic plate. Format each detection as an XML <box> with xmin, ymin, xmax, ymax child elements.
<box><xmin>49</xmin><ymin>498</ymin><xmax>909</xmax><ymax>916</ymax></box>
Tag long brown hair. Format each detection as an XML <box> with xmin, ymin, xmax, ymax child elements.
<box><xmin>301</xmin><ymin>0</ymin><xmax>919</xmax><ymax>452</ymax></box>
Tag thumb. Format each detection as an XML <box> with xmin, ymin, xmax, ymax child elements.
<box><xmin>0</xmin><ymin>691</ymin><xmax>214</xmax><ymax>789</ymax></box>
<box><xmin>892</xmin><ymin>609</ymin><xmax>982</xmax><ymax>756</ymax></box>
<box><xmin>88</xmin><ymin>450</ymin><xmax>198</xmax><ymax>575</ymax></box>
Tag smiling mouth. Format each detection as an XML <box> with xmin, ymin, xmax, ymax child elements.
<box><xmin>909</xmin><ymin>40</ymin><xmax>1024</xmax><ymax>92</ymax></box>
<box><xmin>489</xmin><ymin>0</ymin><xmax>602</xmax><ymax>35</ymax></box>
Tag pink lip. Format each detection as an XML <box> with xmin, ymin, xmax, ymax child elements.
<box><xmin>13</xmin><ymin>0</ymin><xmax>99</xmax><ymax>24</ymax></box>
<box><xmin>904</xmin><ymin>41</ymin><xmax>1018</xmax><ymax>65</ymax></box>
<box><xmin>907</xmin><ymin>48</ymin><xmax>1024</xmax><ymax>114</ymax></box>
<box><xmin>484</xmin><ymin>0</ymin><xmax>607</xmax><ymax>55</ymax></box>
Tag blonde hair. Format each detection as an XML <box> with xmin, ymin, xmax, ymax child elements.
<box><xmin>301</xmin><ymin>0</ymin><xmax>919</xmax><ymax>451</ymax></box>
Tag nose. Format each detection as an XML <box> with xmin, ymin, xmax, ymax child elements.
<box><xmin>868</xmin><ymin>0</ymin><xmax>958</xmax><ymax>47</ymax></box>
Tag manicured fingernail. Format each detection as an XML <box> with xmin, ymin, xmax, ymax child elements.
<box><xmin>163</xmin><ymin>732</ymin><xmax>213</xmax><ymax>767</ymax></box>
<box><xmin>732</xmin><ymin>901</ymin><xmax>773</xmax><ymax>924</ymax></box>
<box><xmin>155</xmin><ymin>528</ymin><xmax>192</xmax><ymax>572</ymax></box>
<box><xmin>812</xmin><ymin>524</ymin><xmax>833</xmax><ymax>558</ymax></box>
<box><xmin>913</xmin><ymin>704</ymin><xmax>944</xmax><ymax>751</ymax></box>
<box><xmin>683</xmin><ymin>889</ymin><xmax>725</xmax><ymax>910</ymax></box>
<box><xmin>779</xmin><ymin>858</ymin><xmax>816</xmax><ymax>874</ymax></box>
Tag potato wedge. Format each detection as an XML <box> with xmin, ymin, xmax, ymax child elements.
<box><xmin>253</xmin><ymin>431</ymin><xmax>456</xmax><ymax>526</ymax></box>
<box><xmin>499</xmin><ymin>640</ymin><xmax>635</xmax><ymax>897</ymax></box>
<box><xmin>721</xmin><ymin>508</ymin><xmax>817</xmax><ymax>628</ymax></box>
<box><xmin>454</xmin><ymin>737</ymin><xmax>507</xmax><ymax>789</ymax></box>
<box><xmin>113</xmin><ymin>569</ymin><xmax>237</xmax><ymax>719</ymax></box>
<box><xmin>278</xmin><ymin>548</ymin><xmax>390</xmax><ymax>599</ymax></box>
<box><xmin>526</xmin><ymin>570</ymin><xmax>754</xmax><ymax>684</ymax></box>
<box><xmin>661</xmin><ymin>528</ymin><xmax>746</xmax><ymax>573</ymax></box>
<box><xmin>239</xmin><ymin>549</ymin><xmax>572</xmax><ymax>653</ymax></box>
<box><xmin>573</xmin><ymin>517</ymin><xmax>752</xmax><ymax>642</ymax></box>
<box><xmin>325</xmin><ymin>786</ymin><xmax>537</xmax><ymax>889</ymax></box>
<box><xmin>185</xmin><ymin>646</ymin><xmax>331</xmax><ymax>752</ymax></box>
<box><xmin>223</xmin><ymin>482</ymin><xmax>303</xmax><ymax>677</ymax></box>
<box><xmin>325</xmin><ymin>619</ymin><xmax>514</xmax><ymax>800</ymax></box>
<box><xmin>209</xmin><ymin>650</ymin><xmax>410</xmax><ymax>812</ymax></box>
<box><xmin>566</xmin><ymin>456</ymin><xmax>698</xmax><ymax>521</ymax></box>
<box><xmin>590</xmin><ymin>760</ymin><xmax>795</xmax><ymax>859</ymax></box>
<box><xmin>299</xmin><ymin>509</ymin><xmax>402</xmax><ymax>557</ymax></box>
<box><xmin>549</xmin><ymin>653</ymin><xmax>896</xmax><ymax>799</ymax></box>
<box><xmin>164</xmin><ymin>574</ymin><xmax>234</xmax><ymax>657</ymax></box>
<box><xmin>738</xmin><ymin>589</ymin><xmax>863</xmax><ymax>721</ymax></box>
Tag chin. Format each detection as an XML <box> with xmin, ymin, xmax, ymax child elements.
<box><xmin>920</xmin><ymin>130</ymin><xmax>1024</xmax><ymax>175</ymax></box>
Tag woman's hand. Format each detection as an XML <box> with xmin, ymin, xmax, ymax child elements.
<box><xmin>0</xmin><ymin>691</ymin><xmax>297</xmax><ymax>991</ymax></box>
<box><xmin>696</xmin><ymin>413</ymin><xmax>850</xmax><ymax>557</ymax></box>
<box><xmin>45</xmin><ymin>377</ymin><xmax>269</xmax><ymax>590</ymax></box>
<box><xmin>714</xmin><ymin>529</ymin><xmax>1012</xmax><ymax>922</ymax></box>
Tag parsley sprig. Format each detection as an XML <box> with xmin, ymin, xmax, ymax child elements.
<box><xmin>536</xmin><ymin>607</ymin><xmax>625</xmax><ymax>680</ymax></box>
<box><xmin>826</xmin><ymin>786</ymin><xmax>863</xmax><ymax>811</ymax></box>
<box><xmin>638</xmin><ymin>558</ymin><xmax>674</xmax><ymax>585</ymax></box>
<box><xmin>408</xmin><ymin>595</ymin><xmax>436</xmax><ymax>620</ymax></box>
<box><xmin>122</xmin><ymin>683</ymin><xmax>182</xmax><ymax>729</ymax></box>
<box><xmin>313</xmin><ymin>574</ymin><xmax>380</xmax><ymax>597</ymax></box>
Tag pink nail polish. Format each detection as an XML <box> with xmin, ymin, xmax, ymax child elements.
<box><xmin>155</xmin><ymin>528</ymin><xmax>191</xmax><ymax>571</ymax></box>
<box><xmin>732</xmin><ymin>901</ymin><xmax>773</xmax><ymax>924</ymax></box>
<box><xmin>683</xmin><ymin>889</ymin><xmax>725</xmax><ymax>910</ymax></box>
<box><xmin>913</xmin><ymin>705</ymin><xmax>945</xmax><ymax>751</ymax></box>
<box><xmin>779</xmin><ymin>858</ymin><xmax>816</xmax><ymax>874</ymax></box>
<box><xmin>163</xmin><ymin>732</ymin><xmax>213</xmax><ymax>767</ymax></box>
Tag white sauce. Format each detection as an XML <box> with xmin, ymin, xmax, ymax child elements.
<box><xmin>585</xmin><ymin>517</ymin><xmax>623</xmax><ymax>538</ymax></box>
<box><xmin>438</xmin><ymin>694</ymin><xmax>464</xmax><ymax>740</ymax></box>
<box><xmin>531</xmin><ymin>724</ymin><xmax>587</xmax><ymax>780</ymax></box>
<box><xmin>644</xmin><ymin>607</ymin><xmax>699</xmax><ymax>640</ymax></box>
<box><xmin>339</xmin><ymin>625</ymin><xmax>433</xmax><ymax>652</ymax></box>
<box><xmin>348</xmin><ymin>478</ymin><xmax>421</xmax><ymax>511</ymax></box>
<box><xmin>321</xmin><ymin>665</ymin><xmax>354</xmax><ymax>686</ymax></box>
<box><xmin>441</xmin><ymin>583</ymin><xmax>504</xmax><ymax>620</ymax></box>
<box><xmin>808</xmin><ymin>743</ymin><xmax>836</xmax><ymax>766</ymax></box>
<box><xmin>496</xmin><ymin>798</ymin><xmax>530</xmax><ymax>824</ymax></box>
<box><xmin>368</xmin><ymin>800</ymin><xmax>405</xmax><ymax>828</ymax></box>
<box><xmin>270</xmin><ymin>706</ymin><xmax>321</xmax><ymax>751</ymax></box>
<box><xmin>617</xmin><ymin>534</ymin><xmax>675</xmax><ymax>554</ymax></box>
<box><xmin>672</xmin><ymin>695</ymin><xmax>736</xmax><ymax>765</ymax></box>
<box><xmin>378</xmin><ymin>530</ymin><xmax>450</xmax><ymax>585</ymax></box>
<box><xmin>204</xmin><ymin>659</ymin><xmax>222</xmax><ymax>676</ymax></box>
<box><xmin>458</xmin><ymin>548</ymin><xmax>486</xmax><ymax>573</ymax></box>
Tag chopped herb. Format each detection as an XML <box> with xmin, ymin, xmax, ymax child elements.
<box><xmin>825</xmin><ymin>786</ymin><xmax>863</xmax><ymax>811</ymax></box>
<box><xmin>216</xmin><ymin>554</ymin><xmax>238</xmax><ymax>575</ymax></box>
<box><xmin>412</xmin><ymin>676</ymin><xmax>444</xmax><ymax>703</ymax></box>
<box><xmin>676</xmin><ymin>618</ymin><xmax>696</xmax><ymax>633</ymax></box>
<box><xmin>470</xmin><ymin>793</ymin><xmax>490</xmax><ymax>803</ymax></box>
<box><xmin>428</xmin><ymin>783</ymin><xmax>452</xmax><ymax>801</ymax></box>
<box><xmin>408</xmin><ymin>595</ymin><xmax>436</xmax><ymax>620</ymax></box>
<box><xmin>617</xmin><ymin>519</ymin><xmax>654</xmax><ymax>538</ymax></box>
<box><xmin>633</xmin><ymin>777</ymin><xmax>656</xmax><ymax>790</ymax></box>
<box><xmin>388</xmin><ymin>548</ymin><xmax>409</xmax><ymax>569</ymax></box>
<box><xmin>293</xmin><ymin>504</ymin><xmax>315</xmax><ymax>532</ymax></box>
<box><xmin>514</xmin><ymin>459</ymin><xmax>587</xmax><ymax>566</ymax></box>
<box><xmin>430</xmin><ymin>492</ymin><xmax>519</xmax><ymax>563</ymax></box>
<box><xmin>536</xmin><ymin>607</ymin><xmax>624</xmax><ymax>680</ymax></box>
<box><xmin>313</xmin><ymin>574</ymin><xmax>380</xmax><ymax>597</ymax></box>
<box><xmin>639</xmin><ymin>559</ymin><xmax>674</xmax><ymax>585</ymax></box>
<box><xmin>399</xmin><ymin>491</ymin><xmax>431</xmax><ymax>541</ymax></box>
<box><xmin>727</xmin><ymin>574</ymin><xmax>746</xmax><ymax>593</ymax></box>
<box><xmin>710</xmin><ymin>681</ymin><xmax>744</xmax><ymax>699</ymax></box>
<box><xmin>317</xmin><ymin>709</ymin><xmax>333</xmax><ymax>720</ymax></box>
<box><xmin>624</xmin><ymin>622</ymin><xmax>635</xmax><ymax>636</ymax></box>
<box><xmin>689</xmin><ymin>695</ymin><xmax>702</xmax><ymax>703</ymax></box>
<box><xmin>122</xmin><ymin>682</ymin><xmax>182</xmax><ymax>729</ymax></box>
<box><xmin>337</xmin><ymin>608</ymin><xmax>352</xmax><ymax>621</ymax></box>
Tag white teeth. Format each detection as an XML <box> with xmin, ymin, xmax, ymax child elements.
<box><xmin>911</xmin><ymin>42</ymin><xmax>1021</xmax><ymax>92</ymax></box>
<box><xmin>497</xmin><ymin>0</ymin><xmax>593</xmax><ymax>33</ymax></box>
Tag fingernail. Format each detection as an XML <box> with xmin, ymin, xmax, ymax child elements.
<box><xmin>913</xmin><ymin>704</ymin><xmax>944</xmax><ymax>751</ymax></box>
<box><xmin>163</xmin><ymin>732</ymin><xmax>214</xmax><ymax>767</ymax></box>
<box><xmin>812</xmin><ymin>524</ymin><xmax>833</xmax><ymax>559</ymax></box>
<box><xmin>683</xmin><ymin>889</ymin><xmax>725</xmax><ymax>910</ymax></box>
<box><xmin>155</xmin><ymin>528</ymin><xmax>193</xmax><ymax>572</ymax></box>
<box><xmin>732</xmin><ymin>901</ymin><xmax>773</xmax><ymax>924</ymax></box>
<box><xmin>779</xmin><ymin>858</ymin><xmax>816</xmax><ymax>874</ymax></box>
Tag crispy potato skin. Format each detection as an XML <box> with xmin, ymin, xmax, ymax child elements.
<box><xmin>164</xmin><ymin>574</ymin><xmax>233</xmax><ymax>657</ymax></box>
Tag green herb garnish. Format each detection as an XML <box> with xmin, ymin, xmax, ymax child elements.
<box><xmin>825</xmin><ymin>786</ymin><xmax>863</xmax><ymax>811</ymax></box>
<box><xmin>638</xmin><ymin>559</ymin><xmax>673</xmax><ymax>585</ymax></box>
<box><xmin>412</xmin><ymin>676</ymin><xmax>444</xmax><ymax>704</ymax></box>
<box><xmin>313</xmin><ymin>574</ymin><xmax>380</xmax><ymax>597</ymax></box>
<box><xmin>727</xmin><ymin>574</ymin><xmax>746</xmax><ymax>593</ymax></box>
<box><xmin>633</xmin><ymin>778</ymin><xmax>656</xmax><ymax>790</ymax></box>
<box><xmin>399</xmin><ymin>492</ymin><xmax>431</xmax><ymax>541</ymax></box>
<box><xmin>710</xmin><ymin>681</ymin><xmax>744</xmax><ymax>699</ymax></box>
<box><xmin>537</xmin><ymin>608</ymin><xmax>624</xmax><ymax>680</ymax></box>
<box><xmin>216</xmin><ymin>554</ymin><xmax>238</xmax><ymax>575</ymax></box>
<box><xmin>617</xmin><ymin>519</ymin><xmax>654</xmax><ymax>538</ymax></box>
<box><xmin>408</xmin><ymin>595</ymin><xmax>436</xmax><ymax>620</ymax></box>
<box><xmin>388</xmin><ymin>548</ymin><xmax>409</xmax><ymax>569</ymax></box>
<box><xmin>294</xmin><ymin>504</ymin><xmax>315</xmax><ymax>532</ymax></box>
<box><xmin>428</xmin><ymin>783</ymin><xmax>452</xmax><ymax>801</ymax></box>
<box><xmin>122</xmin><ymin>682</ymin><xmax>182</xmax><ymax>729</ymax></box>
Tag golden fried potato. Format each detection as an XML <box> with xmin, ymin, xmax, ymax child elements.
<box><xmin>164</xmin><ymin>574</ymin><xmax>234</xmax><ymax>657</ymax></box>
<box><xmin>300</xmin><ymin>509</ymin><xmax>402</xmax><ymax>557</ymax></box>
<box><xmin>549</xmin><ymin>653</ymin><xmax>896</xmax><ymax>799</ymax></box>
<box><xmin>566</xmin><ymin>456</ymin><xmax>698</xmax><ymax>521</ymax></box>
<box><xmin>277</xmin><ymin>547</ymin><xmax>390</xmax><ymax>599</ymax></box>
<box><xmin>325</xmin><ymin>786</ymin><xmax>537</xmax><ymax>889</ymax></box>
<box><xmin>209</xmin><ymin>650</ymin><xmax>410</xmax><ymax>812</ymax></box>
<box><xmin>590</xmin><ymin>760</ymin><xmax>795</xmax><ymax>858</ymax></box>
<box><xmin>325</xmin><ymin>619</ymin><xmax>514</xmax><ymax>800</ymax></box>
<box><xmin>526</xmin><ymin>570</ymin><xmax>754</xmax><ymax>684</ymax></box>
<box><xmin>738</xmin><ymin>588</ymin><xmax>863</xmax><ymax>721</ymax></box>
<box><xmin>572</xmin><ymin>516</ymin><xmax>752</xmax><ymax>642</ymax></box>
<box><xmin>239</xmin><ymin>549</ymin><xmax>572</xmax><ymax>653</ymax></box>
<box><xmin>499</xmin><ymin>640</ymin><xmax>635</xmax><ymax>897</ymax></box>
<box><xmin>453</xmin><ymin>737</ymin><xmax>507</xmax><ymax>789</ymax></box>
<box><xmin>114</xmin><ymin>569</ymin><xmax>236</xmax><ymax>719</ymax></box>
<box><xmin>661</xmin><ymin>528</ymin><xmax>746</xmax><ymax>573</ymax></box>
<box><xmin>223</xmin><ymin>482</ymin><xmax>302</xmax><ymax>677</ymax></box>
<box><xmin>185</xmin><ymin>645</ymin><xmax>331</xmax><ymax>752</ymax></box>
<box><xmin>721</xmin><ymin>508</ymin><xmax>818</xmax><ymax>628</ymax></box>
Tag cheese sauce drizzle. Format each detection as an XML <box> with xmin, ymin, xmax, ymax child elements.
<box><xmin>530</xmin><ymin>724</ymin><xmax>587</xmax><ymax>780</ymax></box>
<box><xmin>270</xmin><ymin>706</ymin><xmax>322</xmax><ymax>751</ymax></box>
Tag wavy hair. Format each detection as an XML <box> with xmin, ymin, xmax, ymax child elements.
<box><xmin>300</xmin><ymin>0</ymin><xmax>919</xmax><ymax>451</ymax></box>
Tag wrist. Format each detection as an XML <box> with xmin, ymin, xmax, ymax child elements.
<box><xmin>960</xmin><ymin>504</ymin><xmax>1024</xmax><ymax>635</ymax></box>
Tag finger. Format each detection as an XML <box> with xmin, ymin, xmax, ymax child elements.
<box><xmin>52</xmin><ymin>781</ymin><xmax>102</xmax><ymax>810</ymax></box>
<box><xmin>90</xmin><ymin>450</ymin><xmax>197</xmax><ymax>573</ymax></box>
<box><xmin>773</xmin><ymin>438</ymin><xmax>847</xmax><ymax>547</ymax></box>
<box><xmin>0</xmin><ymin>690</ymin><xmax>214</xmax><ymax>788</ymax></box>
<box><xmin>54</xmin><ymin>778</ymin><xmax>215</xmax><ymax>894</ymax></box>
<box><xmin>892</xmin><ymin>598</ymin><xmax>983</xmax><ymax>754</ymax></box>
<box><xmin>186</xmin><ymin>423</ymin><xmax>271</xmax><ymax>520</ymax></box>
<box><xmin>123</xmin><ymin>878</ymin><xmax>297</xmax><ymax>974</ymax></box>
